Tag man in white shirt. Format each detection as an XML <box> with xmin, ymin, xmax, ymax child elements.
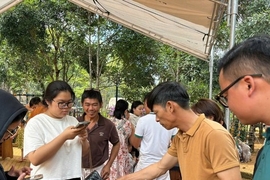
<box><xmin>130</xmin><ymin>93</ymin><xmax>177</xmax><ymax>180</ymax></box>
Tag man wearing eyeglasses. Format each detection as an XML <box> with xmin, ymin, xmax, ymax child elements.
<box><xmin>216</xmin><ymin>35</ymin><xmax>270</xmax><ymax>180</ymax></box>
<box><xmin>0</xmin><ymin>89</ymin><xmax>32</xmax><ymax>180</ymax></box>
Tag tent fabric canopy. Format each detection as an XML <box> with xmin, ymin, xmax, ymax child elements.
<box><xmin>68</xmin><ymin>0</ymin><xmax>228</xmax><ymax>60</ymax></box>
<box><xmin>0</xmin><ymin>0</ymin><xmax>228</xmax><ymax>60</ymax></box>
<box><xmin>0</xmin><ymin>0</ymin><xmax>22</xmax><ymax>14</ymax></box>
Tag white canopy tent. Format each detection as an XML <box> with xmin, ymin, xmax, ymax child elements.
<box><xmin>0</xmin><ymin>0</ymin><xmax>237</xmax><ymax>130</ymax></box>
<box><xmin>68</xmin><ymin>0</ymin><xmax>227</xmax><ymax>60</ymax></box>
<box><xmin>0</xmin><ymin>0</ymin><xmax>228</xmax><ymax>61</ymax></box>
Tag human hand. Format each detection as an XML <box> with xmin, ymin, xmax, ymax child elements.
<box><xmin>78</xmin><ymin>129</ymin><xmax>88</xmax><ymax>142</ymax></box>
<box><xmin>63</xmin><ymin>126</ymin><xmax>87</xmax><ymax>140</ymax></box>
<box><xmin>101</xmin><ymin>164</ymin><xmax>110</xmax><ymax>180</ymax></box>
<box><xmin>17</xmin><ymin>173</ymin><xmax>26</xmax><ymax>180</ymax></box>
<box><xmin>7</xmin><ymin>166</ymin><xmax>31</xmax><ymax>178</ymax></box>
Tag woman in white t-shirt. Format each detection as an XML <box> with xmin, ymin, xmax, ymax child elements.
<box><xmin>24</xmin><ymin>80</ymin><xmax>89</xmax><ymax>180</ymax></box>
<box><xmin>128</xmin><ymin>101</ymin><xmax>144</xmax><ymax>127</ymax></box>
<box><xmin>128</xmin><ymin>101</ymin><xmax>144</xmax><ymax>161</ymax></box>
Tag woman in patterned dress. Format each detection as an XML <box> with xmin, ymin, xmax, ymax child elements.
<box><xmin>108</xmin><ymin>99</ymin><xmax>135</xmax><ymax>180</ymax></box>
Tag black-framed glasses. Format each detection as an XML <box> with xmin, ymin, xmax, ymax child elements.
<box><xmin>52</xmin><ymin>100</ymin><xmax>74</xmax><ymax>109</ymax></box>
<box><xmin>215</xmin><ymin>74</ymin><xmax>262</xmax><ymax>107</ymax></box>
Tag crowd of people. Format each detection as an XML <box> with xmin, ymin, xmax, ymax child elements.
<box><xmin>0</xmin><ymin>34</ymin><xmax>269</xmax><ymax>179</ymax></box>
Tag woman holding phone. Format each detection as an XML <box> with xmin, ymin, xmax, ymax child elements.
<box><xmin>24</xmin><ymin>80</ymin><xmax>89</xmax><ymax>179</ymax></box>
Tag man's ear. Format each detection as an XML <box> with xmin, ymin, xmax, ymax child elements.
<box><xmin>243</xmin><ymin>76</ymin><xmax>256</xmax><ymax>96</ymax></box>
<box><xmin>166</xmin><ymin>101</ymin><xmax>174</xmax><ymax>113</ymax></box>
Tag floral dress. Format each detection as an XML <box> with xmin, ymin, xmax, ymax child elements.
<box><xmin>108</xmin><ymin>117</ymin><xmax>134</xmax><ymax>180</ymax></box>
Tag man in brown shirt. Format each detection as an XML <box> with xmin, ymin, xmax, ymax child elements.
<box><xmin>78</xmin><ymin>89</ymin><xmax>119</xmax><ymax>180</ymax></box>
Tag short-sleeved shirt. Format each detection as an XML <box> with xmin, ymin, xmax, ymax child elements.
<box><xmin>28</xmin><ymin>104</ymin><xmax>47</xmax><ymax>120</ymax></box>
<box><xmin>24</xmin><ymin>114</ymin><xmax>82</xmax><ymax>179</ymax></box>
<box><xmin>167</xmin><ymin>114</ymin><xmax>239</xmax><ymax>180</ymax></box>
<box><xmin>253</xmin><ymin>128</ymin><xmax>270</xmax><ymax>179</ymax></box>
<box><xmin>78</xmin><ymin>113</ymin><xmax>119</xmax><ymax>168</ymax></box>
<box><xmin>135</xmin><ymin>113</ymin><xmax>177</xmax><ymax>166</ymax></box>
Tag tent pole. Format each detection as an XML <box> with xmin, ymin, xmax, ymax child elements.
<box><xmin>224</xmin><ymin>0</ymin><xmax>238</xmax><ymax>131</ymax></box>
<box><xmin>209</xmin><ymin>46</ymin><xmax>214</xmax><ymax>99</ymax></box>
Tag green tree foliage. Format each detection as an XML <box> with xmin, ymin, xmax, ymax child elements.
<box><xmin>0</xmin><ymin>1</ymin><xmax>126</xmax><ymax>97</ymax></box>
<box><xmin>76</xmin><ymin>14</ymin><xmax>120</xmax><ymax>81</ymax></box>
<box><xmin>0</xmin><ymin>0</ymin><xmax>91</xmax><ymax>93</ymax></box>
<box><xmin>215</xmin><ymin>0</ymin><xmax>270</xmax><ymax>50</ymax></box>
<box><xmin>236</xmin><ymin>9</ymin><xmax>270</xmax><ymax>41</ymax></box>
<box><xmin>0</xmin><ymin>3</ymin><xmax>46</xmax><ymax>53</ymax></box>
<box><xmin>155</xmin><ymin>44</ymin><xmax>215</xmax><ymax>104</ymax></box>
<box><xmin>109</xmin><ymin>28</ymin><xmax>160</xmax><ymax>101</ymax></box>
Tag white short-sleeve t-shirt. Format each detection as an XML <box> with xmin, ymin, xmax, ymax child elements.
<box><xmin>135</xmin><ymin>113</ymin><xmax>177</xmax><ymax>166</ymax></box>
<box><xmin>24</xmin><ymin>113</ymin><xmax>82</xmax><ymax>180</ymax></box>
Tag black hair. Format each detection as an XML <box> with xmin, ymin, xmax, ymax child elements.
<box><xmin>218</xmin><ymin>34</ymin><xmax>270</xmax><ymax>82</ymax></box>
<box><xmin>147</xmin><ymin>81</ymin><xmax>190</xmax><ymax>111</ymax></box>
<box><xmin>43</xmin><ymin>80</ymin><xmax>75</xmax><ymax>106</ymax></box>
<box><xmin>143</xmin><ymin>92</ymin><xmax>151</xmax><ymax>102</ymax></box>
<box><xmin>130</xmin><ymin>101</ymin><xmax>143</xmax><ymax>113</ymax></box>
<box><xmin>81</xmin><ymin>89</ymin><xmax>102</xmax><ymax>104</ymax></box>
<box><xmin>29</xmin><ymin>97</ymin><xmax>41</xmax><ymax>107</ymax></box>
<box><xmin>114</xmin><ymin>99</ymin><xmax>128</xmax><ymax>119</ymax></box>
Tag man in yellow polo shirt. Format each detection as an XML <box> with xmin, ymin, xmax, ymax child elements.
<box><xmin>118</xmin><ymin>81</ymin><xmax>241</xmax><ymax>180</ymax></box>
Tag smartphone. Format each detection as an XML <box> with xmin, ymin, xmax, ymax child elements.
<box><xmin>74</xmin><ymin>121</ymin><xmax>90</xmax><ymax>128</ymax></box>
<box><xmin>24</xmin><ymin>174</ymin><xmax>43</xmax><ymax>180</ymax></box>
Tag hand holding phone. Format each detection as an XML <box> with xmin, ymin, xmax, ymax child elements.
<box><xmin>74</xmin><ymin>121</ymin><xmax>90</xmax><ymax>128</ymax></box>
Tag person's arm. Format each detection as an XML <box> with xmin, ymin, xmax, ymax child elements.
<box><xmin>81</xmin><ymin>139</ymin><xmax>89</xmax><ymax>157</ymax></box>
<box><xmin>101</xmin><ymin>141</ymin><xmax>120</xmax><ymax>179</ymax></box>
<box><xmin>117</xmin><ymin>153</ymin><xmax>178</xmax><ymax>180</ymax></box>
<box><xmin>217</xmin><ymin>166</ymin><xmax>242</xmax><ymax>180</ymax></box>
<box><xmin>129</xmin><ymin>123</ymin><xmax>141</xmax><ymax>149</ymax></box>
<box><xmin>78</xmin><ymin>129</ymin><xmax>90</xmax><ymax>156</ymax></box>
<box><xmin>129</xmin><ymin>134</ymin><xmax>142</xmax><ymax>149</ymax></box>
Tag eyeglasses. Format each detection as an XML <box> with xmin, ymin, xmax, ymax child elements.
<box><xmin>6</xmin><ymin>127</ymin><xmax>19</xmax><ymax>137</ymax></box>
<box><xmin>215</xmin><ymin>74</ymin><xmax>262</xmax><ymax>107</ymax></box>
<box><xmin>52</xmin><ymin>100</ymin><xmax>74</xmax><ymax>109</ymax></box>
